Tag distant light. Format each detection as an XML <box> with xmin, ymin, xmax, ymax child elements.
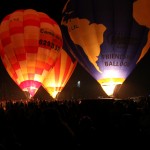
<box><xmin>77</xmin><ymin>81</ymin><xmax>81</xmax><ymax>88</ymax></box>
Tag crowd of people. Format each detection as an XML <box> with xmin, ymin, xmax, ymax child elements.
<box><xmin>0</xmin><ymin>96</ymin><xmax>150</xmax><ymax>149</ymax></box>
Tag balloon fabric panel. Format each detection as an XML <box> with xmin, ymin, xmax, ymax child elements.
<box><xmin>42</xmin><ymin>49</ymin><xmax>77</xmax><ymax>99</ymax></box>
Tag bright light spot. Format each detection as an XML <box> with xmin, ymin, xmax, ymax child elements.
<box><xmin>28</xmin><ymin>86</ymin><xmax>38</xmax><ymax>98</ymax></box>
<box><xmin>101</xmin><ymin>81</ymin><xmax>120</xmax><ymax>96</ymax></box>
<box><xmin>103</xmin><ymin>70</ymin><xmax>120</xmax><ymax>78</ymax></box>
<box><xmin>51</xmin><ymin>91</ymin><xmax>59</xmax><ymax>99</ymax></box>
<box><xmin>30</xmin><ymin>86</ymin><xmax>36</xmax><ymax>90</ymax></box>
<box><xmin>98</xmin><ymin>70</ymin><xmax>125</xmax><ymax>97</ymax></box>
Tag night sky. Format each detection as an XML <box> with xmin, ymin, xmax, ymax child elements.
<box><xmin>0</xmin><ymin>0</ymin><xmax>150</xmax><ymax>100</ymax></box>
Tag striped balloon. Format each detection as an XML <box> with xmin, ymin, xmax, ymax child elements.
<box><xmin>42</xmin><ymin>49</ymin><xmax>77</xmax><ymax>99</ymax></box>
<box><xmin>0</xmin><ymin>9</ymin><xmax>63</xmax><ymax>98</ymax></box>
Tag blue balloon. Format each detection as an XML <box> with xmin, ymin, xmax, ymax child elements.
<box><xmin>61</xmin><ymin>0</ymin><xmax>150</xmax><ymax>96</ymax></box>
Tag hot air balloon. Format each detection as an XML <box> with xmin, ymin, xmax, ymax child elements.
<box><xmin>0</xmin><ymin>9</ymin><xmax>63</xmax><ymax>98</ymax></box>
<box><xmin>61</xmin><ymin>0</ymin><xmax>150</xmax><ymax>97</ymax></box>
<box><xmin>42</xmin><ymin>48</ymin><xmax>77</xmax><ymax>99</ymax></box>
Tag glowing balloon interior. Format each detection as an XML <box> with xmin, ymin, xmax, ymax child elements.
<box><xmin>61</xmin><ymin>0</ymin><xmax>150</xmax><ymax>97</ymax></box>
<box><xmin>42</xmin><ymin>49</ymin><xmax>77</xmax><ymax>99</ymax></box>
<box><xmin>0</xmin><ymin>9</ymin><xmax>63</xmax><ymax>98</ymax></box>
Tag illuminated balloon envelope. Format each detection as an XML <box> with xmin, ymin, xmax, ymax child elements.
<box><xmin>0</xmin><ymin>9</ymin><xmax>63</xmax><ymax>98</ymax></box>
<box><xmin>42</xmin><ymin>48</ymin><xmax>77</xmax><ymax>99</ymax></box>
<box><xmin>61</xmin><ymin>0</ymin><xmax>150</xmax><ymax>97</ymax></box>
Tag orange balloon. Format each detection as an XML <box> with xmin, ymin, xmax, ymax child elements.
<box><xmin>42</xmin><ymin>49</ymin><xmax>77</xmax><ymax>99</ymax></box>
<box><xmin>0</xmin><ymin>9</ymin><xmax>63</xmax><ymax>98</ymax></box>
